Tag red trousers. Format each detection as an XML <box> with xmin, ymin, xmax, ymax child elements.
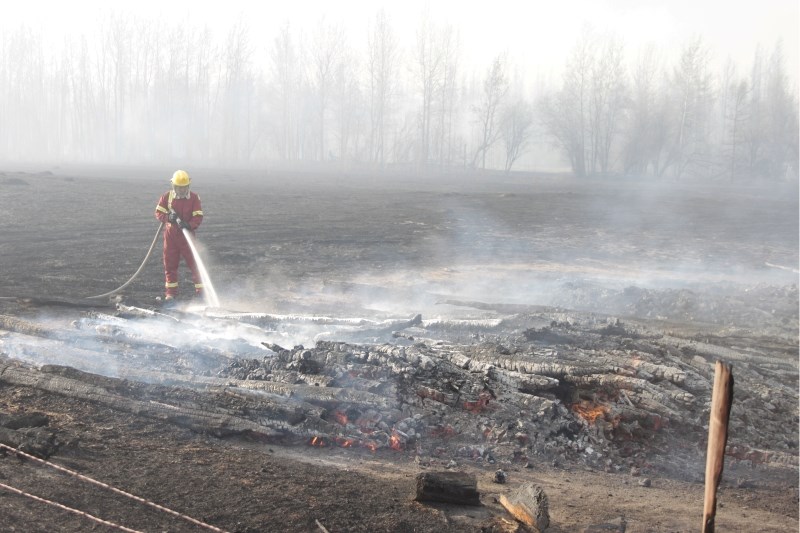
<box><xmin>163</xmin><ymin>230</ymin><xmax>202</xmax><ymax>297</ymax></box>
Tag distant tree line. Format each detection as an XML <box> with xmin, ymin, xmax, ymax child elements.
<box><xmin>0</xmin><ymin>13</ymin><xmax>796</xmax><ymax>181</ymax></box>
<box><xmin>541</xmin><ymin>28</ymin><xmax>799</xmax><ymax>181</ymax></box>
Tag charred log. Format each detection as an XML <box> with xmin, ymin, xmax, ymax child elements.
<box><xmin>0</xmin><ymin>426</ymin><xmax>60</xmax><ymax>458</ymax></box>
<box><xmin>0</xmin><ymin>362</ymin><xmax>304</xmax><ymax>440</ymax></box>
<box><xmin>414</xmin><ymin>471</ymin><xmax>481</xmax><ymax>506</ymax></box>
<box><xmin>499</xmin><ymin>483</ymin><xmax>549</xmax><ymax>532</ymax></box>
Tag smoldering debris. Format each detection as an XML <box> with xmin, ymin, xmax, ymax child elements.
<box><xmin>0</xmin><ymin>294</ymin><xmax>796</xmax><ymax>483</ymax></box>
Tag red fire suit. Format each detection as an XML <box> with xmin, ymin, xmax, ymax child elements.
<box><xmin>154</xmin><ymin>190</ymin><xmax>204</xmax><ymax>298</ymax></box>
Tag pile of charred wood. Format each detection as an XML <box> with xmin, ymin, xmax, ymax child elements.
<box><xmin>0</xmin><ymin>299</ymin><xmax>797</xmax><ymax>478</ymax></box>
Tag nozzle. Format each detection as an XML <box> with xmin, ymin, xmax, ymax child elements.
<box><xmin>169</xmin><ymin>210</ymin><xmax>184</xmax><ymax>225</ymax></box>
<box><xmin>170</xmin><ymin>210</ymin><xmax>190</xmax><ymax>231</ymax></box>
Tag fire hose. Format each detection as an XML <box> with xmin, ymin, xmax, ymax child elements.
<box><xmin>85</xmin><ymin>223</ymin><xmax>164</xmax><ymax>299</ymax></box>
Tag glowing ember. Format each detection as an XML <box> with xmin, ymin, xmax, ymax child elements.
<box><xmin>463</xmin><ymin>391</ymin><xmax>493</xmax><ymax>414</ymax></box>
<box><xmin>648</xmin><ymin>414</ymin><xmax>667</xmax><ymax>431</ymax></box>
<box><xmin>309</xmin><ymin>436</ymin><xmax>326</xmax><ymax>447</ymax></box>
<box><xmin>334</xmin><ymin>437</ymin><xmax>357</xmax><ymax>448</ymax></box>
<box><xmin>571</xmin><ymin>400</ymin><xmax>609</xmax><ymax>424</ymax></box>
<box><xmin>417</xmin><ymin>387</ymin><xmax>446</xmax><ymax>403</ymax></box>
<box><xmin>333</xmin><ymin>411</ymin><xmax>349</xmax><ymax>426</ymax></box>
<box><xmin>429</xmin><ymin>425</ymin><xmax>456</xmax><ymax>438</ymax></box>
<box><xmin>389</xmin><ymin>432</ymin><xmax>404</xmax><ymax>451</ymax></box>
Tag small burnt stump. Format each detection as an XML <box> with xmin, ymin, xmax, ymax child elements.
<box><xmin>499</xmin><ymin>482</ymin><xmax>550</xmax><ymax>531</ymax></box>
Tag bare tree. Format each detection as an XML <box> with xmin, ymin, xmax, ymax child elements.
<box><xmin>310</xmin><ymin>18</ymin><xmax>344</xmax><ymax>161</ymax></box>
<box><xmin>541</xmin><ymin>28</ymin><xmax>594</xmax><ymax>177</ymax></box>
<box><xmin>715</xmin><ymin>59</ymin><xmax>737</xmax><ymax>146</ymax></box>
<box><xmin>761</xmin><ymin>40</ymin><xmax>798</xmax><ymax>180</ymax></box>
<box><xmin>103</xmin><ymin>14</ymin><xmax>132</xmax><ymax>159</ymax></box>
<box><xmin>269</xmin><ymin>24</ymin><xmax>305</xmax><ymax>161</ymax></box>
<box><xmin>190</xmin><ymin>25</ymin><xmax>218</xmax><ymax>163</ymax></box>
<box><xmin>589</xmin><ymin>34</ymin><xmax>627</xmax><ymax>174</ymax></box>
<box><xmin>622</xmin><ymin>45</ymin><xmax>662</xmax><ymax>176</ymax></box>
<box><xmin>333</xmin><ymin>45</ymin><xmax>364</xmax><ymax>162</ymax></box>
<box><xmin>412</xmin><ymin>15</ymin><xmax>445</xmax><ymax>166</ymax></box>
<box><xmin>471</xmin><ymin>54</ymin><xmax>509</xmax><ymax>169</ymax></box>
<box><xmin>218</xmin><ymin>18</ymin><xmax>255</xmax><ymax>164</ymax></box>
<box><xmin>434</xmin><ymin>25</ymin><xmax>459</xmax><ymax>166</ymax></box>
<box><xmin>160</xmin><ymin>24</ymin><xmax>190</xmax><ymax>160</ymax></box>
<box><xmin>499</xmin><ymin>99</ymin><xmax>534</xmax><ymax>172</ymax></box>
<box><xmin>91</xmin><ymin>19</ymin><xmax>115</xmax><ymax>159</ymax></box>
<box><xmin>738</xmin><ymin>42</ymin><xmax>799</xmax><ymax>181</ymax></box>
<box><xmin>366</xmin><ymin>9</ymin><xmax>400</xmax><ymax>167</ymax></box>
<box><xmin>65</xmin><ymin>35</ymin><xmax>101</xmax><ymax>160</ymax></box>
<box><xmin>123</xmin><ymin>19</ymin><xmax>159</xmax><ymax>160</ymax></box>
<box><xmin>667</xmin><ymin>38</ymin><xmax>714</xmax><ymax>179</ymax></box>
<box><xmin>725</xmin><ymin>78</ymin><xmax>750</xmax><ymax>181</ymax></box>
<box><xmin>742</xmin><ymin>45</ymin><xmax>767</xmax><ymax>177</ymax></box>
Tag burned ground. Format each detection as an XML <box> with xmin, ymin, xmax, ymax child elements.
<box><xmin>0</xmin><ymin>166</ymin><xmax>798</xmax><ymax>532</ymax></box>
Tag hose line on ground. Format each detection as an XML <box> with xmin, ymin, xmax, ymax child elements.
<box><xmin>86</xmin><ymin>223</ymin><xmax>163</xmax><ymax>299</ymax></box>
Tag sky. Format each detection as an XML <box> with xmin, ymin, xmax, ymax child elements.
<box><xmin>3</xmin><ymin>0</ymin><xmax>798</xmax><ymax>82</ymax></box>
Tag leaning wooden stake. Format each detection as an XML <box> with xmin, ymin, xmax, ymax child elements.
<box><xmin>702</xmin><ymin>360</ymin><xmax>734</xmax><ymax>533</ymax></box>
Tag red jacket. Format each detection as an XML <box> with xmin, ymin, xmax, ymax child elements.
<box><xmin>155</xmin><ymin>191</ymin><xmax>203</xmax><ymax>234</ymax></box>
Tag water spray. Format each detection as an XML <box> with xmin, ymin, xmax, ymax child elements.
<box><xmin>182</xmin><ymin>227</ymin><xmax>220</xmax><ymax>308</ymax></box>
<box><xmin>87</xmin><ymin>212</ymin><xmax>220</xmax><ymax>308</ymax></box>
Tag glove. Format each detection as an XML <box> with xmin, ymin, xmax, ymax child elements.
<box><xmin>168</xmin><ymin>212</ymin><xmax>178</xmax><ymax>224</ymax></box>
<box><xmin>180</xmin><ymin>220</ymin><xmax>192</xmax><ymax>231</ymax></box>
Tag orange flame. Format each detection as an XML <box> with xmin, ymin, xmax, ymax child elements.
<box><xmin>335</xmin><ymin>436</ymin><xmax>356</xmax><ymax>448</ymax></box>
<box><xmin>309</xmin><ymin>436</ymin><xmax>326</xmax><ymax>447</ymax></box>
<box><xmin>571</xmin><ymin>400</ymin><xmax>609</xmax><ymax>424</ymax></box>
<box><xmin>389</xmin><ymin>433</ymin><xmax>404</xmax><ymax>451</ymax></box>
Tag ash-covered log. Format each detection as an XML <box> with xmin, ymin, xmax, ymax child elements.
<box><xmin>0</xmin><ymin>362</ymin><xmax>297</xmax><ymax>440</ymax></box>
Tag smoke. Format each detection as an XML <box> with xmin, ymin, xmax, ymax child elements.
<box><xmin>198</xmin><ymin>181</ymin><xmax>798</xmax><ymax>338</ymax></box>
<box><xmin>0</xmin><ymin>308</ymin><xmax>371</xmax><ymax>382</ymax></box>
<box><xmin>0</xmin><ymin>332</ymin><xmax>120</xmax><ymax>378</ymax></box>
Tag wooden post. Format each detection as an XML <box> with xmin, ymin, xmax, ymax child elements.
<box><xmin>702</xmin><ymin>360</ymin><xmax>734</xmax><ymax>533</ymax></box>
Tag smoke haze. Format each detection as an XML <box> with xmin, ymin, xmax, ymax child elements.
<box><xmin>0</xmin><ymin>2</ymin><xmax>796</xmax><ymax>180</ymax></box>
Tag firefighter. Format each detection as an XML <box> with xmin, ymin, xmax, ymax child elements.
<box><xmin>154</xmin><ymin>170</ymin><xmax>204</xmax><ymax>301</ymax></box>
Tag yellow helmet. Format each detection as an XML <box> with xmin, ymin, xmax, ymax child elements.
<box><xmin>171</xmin><ymin>170</ymin><xmax>191</xmax><ymax>186</ymax></box>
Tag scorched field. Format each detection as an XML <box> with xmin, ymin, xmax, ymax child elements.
<box><xmin>0</xmin><ymin>165</ymin><xmax>797</xmax><ymax>532</ymax></box>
